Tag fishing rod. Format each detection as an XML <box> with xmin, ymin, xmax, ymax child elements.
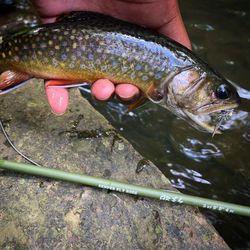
<box><xmin>0</xmin><ymin>159</ymin><xmax>249</xmax><ymax>217</ymax></box>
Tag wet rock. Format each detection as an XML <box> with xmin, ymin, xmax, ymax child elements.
<box><xmin>0</xmin><ymin>81</ymin><xmax>229</xmax><ymax>249</ymax></box>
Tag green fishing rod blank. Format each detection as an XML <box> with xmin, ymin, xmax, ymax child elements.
<box><xmin>0</xmin><ymin>159</ymin><xmax>250</xmax><ymax>217</ymax></box>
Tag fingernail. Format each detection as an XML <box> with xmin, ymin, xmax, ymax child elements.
<box><xmin>115</xmin><ymin>84</ymin><xmax>140</xmax><ymax>102</ymax></box>
<box><xmin>91</xmin><ymin>79</ymin><xmax>115</xmax><ymax>101</ymax></box>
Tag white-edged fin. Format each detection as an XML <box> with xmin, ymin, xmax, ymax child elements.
<box><xmin>46</xmin><ymin>82</ymin><xmax>89</xmax><ymax>89</ymax></box>
<box><xmin>0</xmin><ymin>79</ymin><xmax>30</xmax><ymax>95</ymax></box>
<box><xmin>0</xmin><ymin>70</ymin><xmax>31</xmax><ymax>91</ymax></box>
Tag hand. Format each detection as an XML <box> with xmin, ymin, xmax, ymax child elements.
<box><xmin>33</xmin><ymin>0</ymin><xmax>191</xmax><ymax>115</ymax></box>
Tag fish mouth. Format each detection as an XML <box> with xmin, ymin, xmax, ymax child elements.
<box><xmin>183</xmin><ymin>110</ymin><xmax>220</xmax><ymax>134</ymax></box>
<box><xmin>183</xmin><ymin>106</ymin><xmax>236</xmax><ymax>134</ymax></box>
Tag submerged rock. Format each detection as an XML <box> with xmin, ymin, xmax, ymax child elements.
<box><xmin>0</xmin><ymin>81</ymin><xmax>229</xmax><ymax>249</ymax></box>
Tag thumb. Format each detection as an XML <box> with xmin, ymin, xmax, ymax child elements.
<box><xmin>45</xmin><ymin>80</ymin><xmax>69</xmax><ymax>115</ymax></box>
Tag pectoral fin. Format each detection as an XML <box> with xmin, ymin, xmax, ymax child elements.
<box><xmin>127</xmin><ymin>84</ymin><xmax>164</xmax><ymax>111</ymax></box>
<box><xmin>44</xmin><ymin>79</ymin><xmax>84</xmax><ymax>87</ymax></box>
<box><xmin>127</xmin><ymin>94</ymin><xmax>148</xmax><ymax>112</ymax></box>
<box><xmin>145</xmin><ymin>83</ymin><xmax>164</xmax><ymax>103</ymax></box>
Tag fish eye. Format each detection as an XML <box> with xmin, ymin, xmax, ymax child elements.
<box><xmin>215</xmin><ymin>84</ymin><xmax>231</xmax><ymax>100</ymax></box>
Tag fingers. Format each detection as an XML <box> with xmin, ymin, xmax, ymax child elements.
<box><xmin>115</xmin><ymin>84</ymin><xmax>140</xmax><ymax>102</ymax></box>
<box><xmin>91</xmin><ymin>79</ymin><xmax>115</xmax><ymax>101</ymax></box>
<box><xmin>157</xmin><ymin>1</ymin><xmax>191</xmax><ymax>49</ymax></box>
<box><xmin>45</xmin><ymin>81</ymin><xmax>69</xmax><ymax>115</ymax></box>
<box><xmin>91</xmin><ymin>80</ymin><xmax>140</xmax><ymax>102</ymax></box>
<box><xmin>45</xmin><ymin>79</ymin><xmax>140</xmax><ymax>115</ymax></box>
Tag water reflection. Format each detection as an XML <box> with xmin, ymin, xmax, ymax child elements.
<box><xmin>170</xmin><ymin>165</ymin><xmax>211</xmax><ymax>186</ymax></box>
<box><xmin>190</xmin><ymin>23</ymin><xmax>215</xmax><ymax>31</ymax></box>
<box><xmin>243</xmin><ymin>132</ymin><xmax>250</xmax><ymax>142</ymax></box>
<box><xmin>179</xmin><ymin>138</ymin><xmax>222</xmax><ymax>161</ymax></box>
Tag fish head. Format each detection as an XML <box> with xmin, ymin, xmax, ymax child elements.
<box><xmin>159</xmin><ymin>65</ymin><xmax>241</xmax><ymax>133</ymax></box>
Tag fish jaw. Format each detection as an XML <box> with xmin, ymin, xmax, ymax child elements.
<box><xmin>182</xmin><ymin>104</ymin><xmax>239</xmax><ymax>134</ymax></box>
<box><xmin>182</xmin><ymin>109</ymin><xmax>222</xmax><ymax>134</ymax></box>
<box><xmin>183</xmin><ymin>101</ymin><xmax>239</xmax><ymax>133</ymax></box>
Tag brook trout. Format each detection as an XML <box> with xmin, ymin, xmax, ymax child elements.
<box><xmin>0</xmin><ymin>12</ymin><xmax>240</xmax><ymax>133</ymax></box>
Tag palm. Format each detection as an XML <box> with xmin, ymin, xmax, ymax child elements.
<box><xmin>33</xmin><ymin>0</ymin><xmax>190</xmax><ymax>48</ymax></box>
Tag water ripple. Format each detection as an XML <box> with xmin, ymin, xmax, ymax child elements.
<box><xmin>180</xmin><ymin>138</ymin><xmax>223</xmax><ymax>162</ymax></box>
<box><xmin>191</xmin><ymin>23</ymin><xmax>215</xmax><ymax>31</ymax></box>
<box><xmin>169</xmin><ymin>165</ymin><xmax>211</xmax><ymax>189</ymax></box>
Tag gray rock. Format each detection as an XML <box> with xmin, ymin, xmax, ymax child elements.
<box><xmin>0</xmin><ymin>81</ymin><xmax>229</xmax><ymax>249</ymax></box>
